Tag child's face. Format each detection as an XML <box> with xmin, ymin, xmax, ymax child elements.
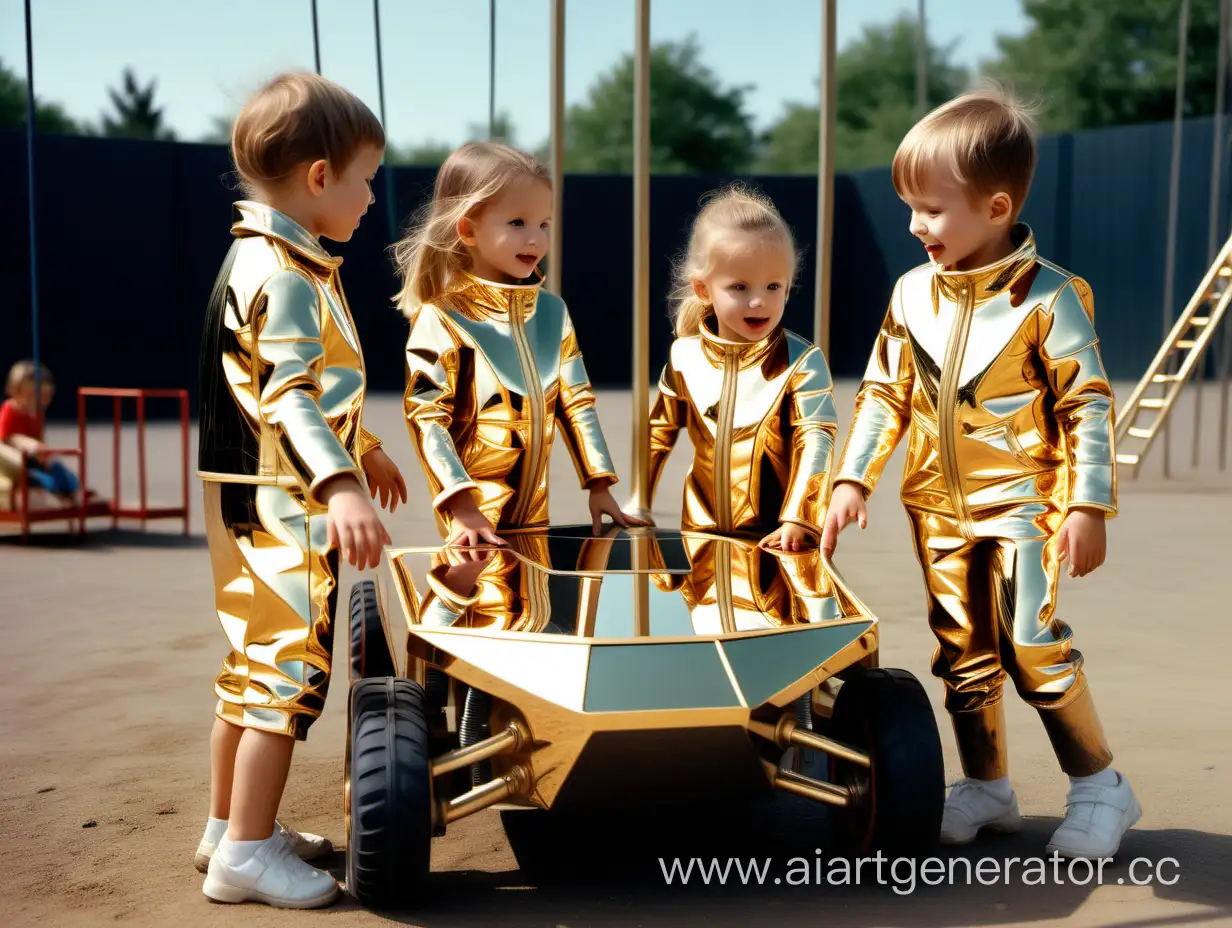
<box><xmin>11</xmin><ymin>380</ymin><xmax>52</xmax><ymax>411</ymax></box>
<box><xmin>461</xmin><ymin>177</ymin><xmax>552</xmax><ymax>282</ymax></box>
<box><xmin>694</xmin><ymin>232</ymin><xmax>792</xmax><ymax>343</ymax></box>
<box><xmin>900</xmin><ymin>163</ymin><xmax>1011</xmax><ymax>270</ymax></box>
<box><xmin>310</xmin><ymin>144</ymin><xmax>384</xmax><ymax>243</ymax></box>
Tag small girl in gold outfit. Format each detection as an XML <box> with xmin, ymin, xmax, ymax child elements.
<box><xmin>195</xmin><ymin>71</ymin><xmax>405</xmax><ymax>908</ymax></box>
<box><xmin>396</xmin><ymin>141</ymin><xmax>645</xmax><ymax>541</ymax></box>
<box><xmin>638</xmin><ymin>184</ymin><xmax>838</xmax><ymax>550</ymax></box>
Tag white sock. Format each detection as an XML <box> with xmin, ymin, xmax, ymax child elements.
<box><xmin>1070</xmin><ymin>767</ymin><xmax>1118</xmax><ymax>788</ymax></box>
<box><xmin>202</xmin><ymin>816</ymin><xmax>228</xmax><ymax>845</ymax></box>
<box><xmin>217</xmin><ymin>829</ymin><xmax>276</xmax><ymax>866</ymax></box>
<box><xmin>979</xmin><ymin>775</ymin><xmax>1013</xmax><ymax>801</ymax></box>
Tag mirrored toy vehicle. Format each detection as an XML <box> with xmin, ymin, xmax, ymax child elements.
<box><xmin>343</xmin><ymin>525</ymin><xmax>944</xmax><ymax>908</ymax></box>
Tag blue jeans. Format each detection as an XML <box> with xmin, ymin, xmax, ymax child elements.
<box><xmin>27</xmin><ymin>458</ymin><xmax>79</xmax><ymax>496</ymax></box>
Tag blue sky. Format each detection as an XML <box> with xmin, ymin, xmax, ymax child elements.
<box><xmin>1</xmin><ymin>0</ymin><xmax>1028</xmax><ymax>150</ymax></box>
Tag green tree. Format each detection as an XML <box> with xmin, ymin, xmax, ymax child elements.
<box><xmin>0</xmin><ymin>57</ymin><xmax>83</xmax><ymax>133</ymax></box>
<box><xmin>199</xmin><ymin>113</ymin><xmax>234</xmax><ymax>144</ymax></box>
<box><xmin>757</xmin><ymin>14</ymin><xmax>969</xmax><ymax>173</ymax></box>
<box><xmin>101</xmin><ymin>68</ymin><xmax>175</xmax><ymax>141</ymax></box>
<box><xmin>390</xmin><ymin>111</ymin><xmax>517</xmax><ymax>165</ymax></box>
<box><xmin>983</xmin><ymin>0</ymin><xmax>1224</xmax><ymax>132</ymax></box>
<box><xmin>564</xmin><ymin>35</ymin><xmax>756</xmax><ymax>173</ymax></box>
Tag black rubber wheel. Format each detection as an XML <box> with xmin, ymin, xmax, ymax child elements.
<box><xmin>345</xmin><ymin>678</ymin><xmax>433</xmax><ymax>909</ymax></box>
<box><xmin>349</xmin><ymin>580</ymin><xmax>396</xmax><ymax>684</ymax></box>
<box><xmin>826</xmin><ymin>667</ymin><xmax>944</xmax><ymax>856</ymax></box>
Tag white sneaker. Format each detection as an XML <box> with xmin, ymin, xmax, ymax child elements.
<box><xmin>202</xmin><ymin>833</ymin><xmax>339</xmax><ymax>908</ymax></box>
<box><xmin>194</xmin><ymin>821</ymin><xmax>332</xmax><ymax>873</ymax></box>
<box><xmin>940</xmin><ymin>778</ymin><xmax>1023</xmax><ymax>844</ymax></box>
<box><xmin>1047</xmin><ymin>771</ymin><xmax>1142</xmax><ymax>860</ymax></box>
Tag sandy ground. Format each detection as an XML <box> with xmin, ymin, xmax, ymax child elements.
<box><xmin>2</xmin><ymin>381</ymin><xmax>1231</xmax><ymax>928</ymax></box>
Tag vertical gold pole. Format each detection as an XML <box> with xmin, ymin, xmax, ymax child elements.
<box><xmin>813</xmin><ymin>0</ymin><xmax>836</xmax><ymax>355</ymax></box>
<box><xmin>547</xmin><ymin>0</ymin><xmax>565</xmax><ymax>294</ymax></box>
<box><xmin>630</xmin><ymin>0</ymin><xmax>652</xmax><ymax>509</ymax></box>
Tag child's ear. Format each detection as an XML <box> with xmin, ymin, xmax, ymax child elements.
<box><xmin>989</xmin><ymin>192</ymin><xmax>1013</xmax><ymax>226</ymax></box>
<box><xmin>691</xmin><ymin>278</ymin><xmax>710</xmax><ymax>303</ymax></box>
<box><xmin>306</xmin><ymin>159</ymin><xmax>329</xmax><ymax>197</ymax></box>
<box><xmin>457</xmin><ymin>215</ymin><xmax>477</xmax><ymax>247</ymax></box>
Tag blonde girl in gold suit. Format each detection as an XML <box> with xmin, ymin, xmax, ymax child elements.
<box><xmin>396</xmin><ymin>141</ymin><xmax>647</xmax><ymax>543</ymax></box>
<box><xmin>195</xmin><ymin>72</ymin><xmax>406</xmax><ymax>908</ymax></box>
<box><xmin>638</xmin><ymin>184</ymin><xmax>839</xmax><ymax>550</ymax></box>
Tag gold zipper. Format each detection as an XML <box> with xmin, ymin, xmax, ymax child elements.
<box><xmin>937</xmin><ymin>284</ymin><xmax>975</xmax><ymax>538</ymax></box>
<box><xmin>713</xmin><ymin>350</ymin><xmax>739</xmax><ymax>533</ymax></box>
<box><xmin>509</xmin><ymin>294</ymin><xmax>545</xmax><ymax>527</ymax></box>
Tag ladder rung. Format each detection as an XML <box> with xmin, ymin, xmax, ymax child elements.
<box><xmin>1219</xmin><ymin>266</ymin><xmax>1232</xmax><ymax>276</ymax></box>
<box><xmin>1152</xmin><ymin>374</ymin><xmax>1181</xmax><ymax>383</ymax></box>
<box><xmin>1191</xmin><ymin>316</ymin><xmax>1211</xmax><ymax>326</ymax></box>
<box><xmin>1176</xmin><ymin>339</ymin><xmax>1196</xmax><ymax>349</ymax></box>
<box><xmin>1127</xmin><ymin>427</ymin><xmax>1153</xmax><ymax>439</ymax></box>
<box><xmin>1138</xmin><ymin>398</ymin><xmax>1166</xmax><ymax>409</ymax></box>
<box><xmin>1115</xmin><ymin>453</ymin><xmax>1140</xmax><ymax>465</ymax></box>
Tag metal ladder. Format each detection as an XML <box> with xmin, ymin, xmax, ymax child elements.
<box><xmin>1114</xmin><ymin>231</ymin><xmax>1232</xmax><ymax>478</ymax></box>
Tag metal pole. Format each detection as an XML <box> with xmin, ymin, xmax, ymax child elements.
<box><xmin>1198</xmin><ymin>0</ymin><xmax>1229</xmax><ymax>467</ymax></box>
<box><xmin>373</xmin><ymin>0</ymin><xmax>397</xmax><ymax>244</ymax></box>
<box><xmin>489</xmin><ymin>0</ymin><xmax>496</xmax><ymax>137</ymax></box>
<box><xmin>814</xmin><ymin>0</ymin><xmax>836</xmax><ymax>354</ymax></box>
<box><xmin>1160</xmin><ymin>0</ymin><xmax>1190</xmax><ymax>478</ymax></box>
<box><xmin>24</xmin><ymin>0</ymin><xmax>40</xmax><ymax>415</ymax></box>
<box><xmin>547</xmin><ymin>0</ymin><xmax>565</xmax><ymax>295</ymax></box>
<box><xmin>630</xmin><ymin>0</ymin><xmax>651</xmax><ymax>511</ymax></box>
<box><xmin>311</xmin><ymin>0</ymin><xmax>321</xmax><ymax>73</ymax></box>
<box><xmin>915</xmin><ymin>0</ymin><xmax>927</xmax><ymax>115</ymax></box>
<box><xmin>1220</xmin><ymin>0</ymin><xmax>1232</xmax><ymax>470</ymax></box>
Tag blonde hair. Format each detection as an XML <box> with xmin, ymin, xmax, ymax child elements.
<box><xmin>393</xmin><ymin>141</ymin><xmax>552</xmax><ymax>315</ymax></box>
<box><xmin>6</xmin><ymin>360</ymin><xmax>53</xmax><ymax>397</ymax></box>
<box><xmin>669</xmin><ymin>183</ymin><xmax>798</xmax><ymax>337</ymax></box>
<box><xmin>230</xmin><ymin>71</ymin><xmax>385</xmax><ymax>197</ymax></box>
<box><xmin>892</xmin><ymin>82</ymin><xmax>1038</xmax><ymax>219</ymax></box>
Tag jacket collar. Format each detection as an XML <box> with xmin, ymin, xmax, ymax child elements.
<box><xmin>442</xmin><ymin>268</ymin><xmax>544</xmax><ymax>319</ymax></box>
<box><xmin>698</xmin><ymin>313</ymin><xmax>783</xmax><ymax>369</ymax></box>
<box><xmin>933</xmin><ymin>222</ymin><xmax>1037</xmax><ymax>305</ymax></box>
<box><xmin>231</xmin><ymin>201</ymin><xmax>341</xmax><ymax>271</ymax></box>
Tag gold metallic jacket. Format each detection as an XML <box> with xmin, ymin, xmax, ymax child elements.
<box><xmin>835</xmin><ymin>224</ymin><xmax>1117</xmax><ymax>532</ymax></box>
<box><xmin>197</xmin><ymin>201</ymin><xmax>381</xmax><ymax>507</ymax></box>
<box><xmin>646</xmin><ymin>317</ymin><xmax>838</xmax><ymax>537</ymax></box>
<box><xmin>403</xmin><ymin>274</ymin><xmax>616</xmax><ymax>535</ymax></box>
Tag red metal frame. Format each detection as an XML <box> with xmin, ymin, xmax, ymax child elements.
<box><xmin>77</xmin><ymin>387</ymin><xmax>191</xmax><ymax>536</ymax></box>
<box><xmin>0</xmin><ymin>447</ymin><xmax>106</xmax><ymax>543</ymax></box>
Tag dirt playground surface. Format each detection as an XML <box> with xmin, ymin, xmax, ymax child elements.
<box><xmin>2</xmin><ymin>382</ymin><xmax>1230</xmax><ymax>927</ymax></box>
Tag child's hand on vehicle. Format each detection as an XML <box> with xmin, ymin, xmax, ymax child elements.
<box><xmin>443</xmin><ymin>490</ymin><xmax>506</xmax><ymax>550</ymax></box>
<box><xmin>361</xmin><ymin>447</ymin><xmax>407</xmax><ymax>513</ymax></box>
<box><xmin>320</xmin><ymin>474</ymin><xmax>391</xmax><ymax>570</ymax></box>
<box><xmin>588</xmin><ymin>482</ymin><xmax>651</xmax><ymax>536</ymax></box>
<box><xmin>820</xmin><ymin>482</ymin><xmax>868</xmax><ymax>556</ymax></box>
<box><xmin>760</xmin><ymin>522</ymin><xmax>813</xmax><ymax>552</ymax></box>
<box><xmin>1056</xmin><ymin>508</ymin><xmax>1107</xmax><ymax>578</ymax></box>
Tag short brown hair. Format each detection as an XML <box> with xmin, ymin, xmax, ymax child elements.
<box><xmin>892</xmin><ymin>83</ymin><xmax>1038</xmax><ymax>219</ymax></box>
<box><xmin>6</xmin><ymin>360</ymin><xmax>52</xmax><ymax>397</ymax></box>
<box><xmin>392</xmin><ymin>141</ymin><xmax>551</xmax><ymax>314</ymax></box>
<box><xmin>230</xmin><ymin>71</ymin><xmax>385</xmax><ymax>196</ymax></box>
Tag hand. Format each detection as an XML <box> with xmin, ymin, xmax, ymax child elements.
<box><xmin>761</xmin><ymin>522</ymin><xmax>814</xmax><ymax>552</ymax></box>
<box><xmin>588</xmin><ymin>484</ymin><xmax>651</xmax><ymax>536</ymax></box>
<box><xmin>361</xmin><ymin>447</ymin><xmax>407</xmax><ymax>513</ymax></box>
<box><xmin>1056</xmin><ymin>508</ymin><xmax>1107</xmax><ymax>578</ymax></box>
<box><xmin>320</xmin><ymin>474</ymin><xmax>391</xmax><ymax>571</ymax></box>
<box><xmin>443</xmin><ymin>490</ymin><xmax>506</xmax><ymax>551</ymax></box>
<box><xmin>820</xmin><ymin>482</ymin><xmax>868</xmax><ymax>557</ymax></box>
<box><xmin>623</xmin><ymin>501</ymin><xmax>657</xmax><ymax>527</ymax></box>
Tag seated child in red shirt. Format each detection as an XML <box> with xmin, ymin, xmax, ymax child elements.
<box><xmin>0</xmin><ymin>361</ymin><xmax>80</xmax><ymax>502</ymax></box>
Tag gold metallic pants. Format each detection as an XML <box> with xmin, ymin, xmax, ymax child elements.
<box><xmin>204</xmin><ymin>481</ymin><xmax>339</xmax><ymax>740</ymax></box>
<box><xmin>906</xmin><ymin>507</ymin><xmax>1112</xmax><ymax>779</ymax></box>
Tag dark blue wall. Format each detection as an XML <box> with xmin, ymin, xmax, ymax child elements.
<box><xmin>2</xmin><ymin>115</ymin><xmax>1229</xmax><ymax>422</ymax></box>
